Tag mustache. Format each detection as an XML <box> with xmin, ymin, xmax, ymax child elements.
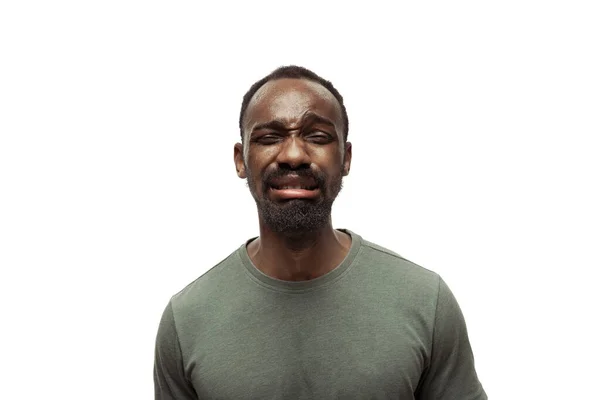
<box><xmin>262</xmin><ymin>167</ymin><xmax>326</xmax><ymax>189</ymax></box>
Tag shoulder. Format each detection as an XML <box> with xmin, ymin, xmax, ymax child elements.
<box><xmin>169</xmin><ymin>247</ymin><xmax>243</xmax><ymax>314</ymax></box>
<box><xmin>358</xmin><ymin>237</ymin><xmax>441</xmax><ymax>293</ymax></box>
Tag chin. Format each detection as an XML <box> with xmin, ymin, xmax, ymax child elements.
<box><xmin>258</xmin><ymin>198</ymin><xmax>329</xmax><ymax>231</ymax></box>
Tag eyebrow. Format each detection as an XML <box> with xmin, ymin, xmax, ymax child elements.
<box><xmin>250</xmin><ymin>111</ymin><xmax>337</xmax><ymax>135</ymax></box>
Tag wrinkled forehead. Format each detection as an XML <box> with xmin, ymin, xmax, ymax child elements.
<box><xmin>243</xmin><ymin>78</ymin><xmax>344</xmax><ymax>136</ymax></box>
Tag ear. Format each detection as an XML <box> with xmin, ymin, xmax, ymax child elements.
<box><xmin>342</xmin><ymin>141</ymin><xmax>352</xmax><ymax>176</ymax></box>
<box><xmin>234</xmin><ymin>142</ymin><xmax>247</xmax><ymax>179</ymax></box>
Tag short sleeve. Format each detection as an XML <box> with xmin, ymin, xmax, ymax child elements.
<box><xmin>416</xmin><ymin>277</ymin><xmax>487</xmax><ymax>399</ymax></box>
<box><xmin>154</xmin><ymin>300</ymin><xmax>198</xmax><ymax>400</ymax></box>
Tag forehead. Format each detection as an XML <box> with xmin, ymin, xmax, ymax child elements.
<box><xmin>244</xmin><ymin>78</ymin><xmax>343</xmax><ymax>133</ymax></box>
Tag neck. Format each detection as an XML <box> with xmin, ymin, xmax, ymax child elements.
<box><xmin>247</xmin><ymin>220</ymin><xmax>352</xmax><ymax>281</ymax></box>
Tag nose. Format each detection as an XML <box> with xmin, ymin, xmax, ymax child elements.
<box><xmin>275</xmin><ymin>136</ymin><xmax>310</xmax><ymax>169</ymax></box>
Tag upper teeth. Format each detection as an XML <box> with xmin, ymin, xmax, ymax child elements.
<box><xmin>276</xmin><ymin>186</ymin><xmax>314</xmax><ymax>190</ymax></box>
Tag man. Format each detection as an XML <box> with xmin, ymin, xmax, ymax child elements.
<box><xmin>154</xmin><ymin>66</ymin><xmax>487</xmax><ymax>399</ymax></box>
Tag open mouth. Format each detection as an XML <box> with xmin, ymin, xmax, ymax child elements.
<box><xmin>268</xmin><ymin>184</ymin><xmax>320</xmax><ymax>200</ymax></box>
<box><xmin>270</xmin><ymin>184</ymin><xmax>318</xmax><ymax>190</ymax></box>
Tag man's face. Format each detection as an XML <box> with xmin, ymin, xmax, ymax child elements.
<box><xmin>234</xmin><ymin>78</ymin><xmax>352</xmax><ymax>234</ymax></box>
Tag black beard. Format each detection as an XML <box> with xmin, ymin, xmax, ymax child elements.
<box><xmin>246</xmin><ymin>166</ymin><xmax>343</xmax><ymax>235</ymax></box>
<box><xmin>258</xmin><ymin>198</ymin><xmax>333</xmax><ymax>234</ymax></box>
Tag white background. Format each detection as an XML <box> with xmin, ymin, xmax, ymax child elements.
<box><xmin>1</xmin><ymin>1</ymin><xmax>599</xmax><ymax>398</ymax></box>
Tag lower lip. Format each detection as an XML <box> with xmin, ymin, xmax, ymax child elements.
<box><xmin>269</xmin><ymin>187</ymin><xmax>320</xmax><ymax>200</ymax></box>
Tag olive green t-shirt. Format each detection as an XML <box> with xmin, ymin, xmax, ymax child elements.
<box><xmin>154</xmin><ymin>229</ymin><xmax>487</xmax><ymax>399</ymax></box>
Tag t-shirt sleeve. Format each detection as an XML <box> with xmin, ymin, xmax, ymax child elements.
<box><xmin>154</xmin><ymin>300</ymin><xmax>198</xmax><ymax>400</ymax></box>
<box><xmin>416</xmin><ymin>277</ymin><xmax>487</xmax><ymax>400</ymax></box>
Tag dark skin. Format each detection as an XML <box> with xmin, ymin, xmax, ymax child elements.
<box><xmin>234</xmin><ymin>78</ymin><xmax>353</xmax><ymax>281</ymax></box>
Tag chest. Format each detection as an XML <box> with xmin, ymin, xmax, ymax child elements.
<box><xmin>183</xmin><ymin>293</ymin><xmax>430</xmax><ymax>399</ymax></box>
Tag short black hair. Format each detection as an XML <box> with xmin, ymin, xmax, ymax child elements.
<box><xmin>239</xmin><ymin>65</ymin><xmax>349</xmax><ymax>142</ymax></box>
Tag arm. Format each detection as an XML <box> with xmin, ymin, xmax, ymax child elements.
<box><xmin>416</xmin><ymin>277</ymin><xmax>487</xmax><ymax>399</ymax></box>
<box><xmin>154</xmin><ymin>300</ymin><xmax>198</xmax><ymax>400</ymax></box>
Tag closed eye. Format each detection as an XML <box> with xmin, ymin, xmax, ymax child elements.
<box><xmin>254</xmin><ymin>134</ymin><xmax>282</xmax><ymax>145</ymax></box>
<box><xmin>305</xmin><ymin>132</ymin><xmax>334</xmax><ymax>144</ymax></box>
<box><xmin>252</xmin><ymin>132</ymin><xmax>334</xmax><ymax>145</ymax></box>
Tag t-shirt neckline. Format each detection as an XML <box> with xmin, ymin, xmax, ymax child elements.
<box><xmin>237</xmin><ymin>229</ymin><xmax>362</xmax><ymax>293</ymax></box>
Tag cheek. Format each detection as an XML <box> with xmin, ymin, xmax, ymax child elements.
<box><xmin>247</xmin><ymin>146</ymin><xmax>280</xmax><ymax>165</ymax></box>
<box><xmin>245</xmin><ymin>157</ymin><xmax>268</xmax><ymax>185</ymax></box>
<box><xmin>315</xmin><ymin>149</ymin><xmax>344</xmax><ymax>170</ymax></box>
<box><xmin>246</xmin><ymin>150</ymin><xmax>282</xmax><ymax>183</ymax></box>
